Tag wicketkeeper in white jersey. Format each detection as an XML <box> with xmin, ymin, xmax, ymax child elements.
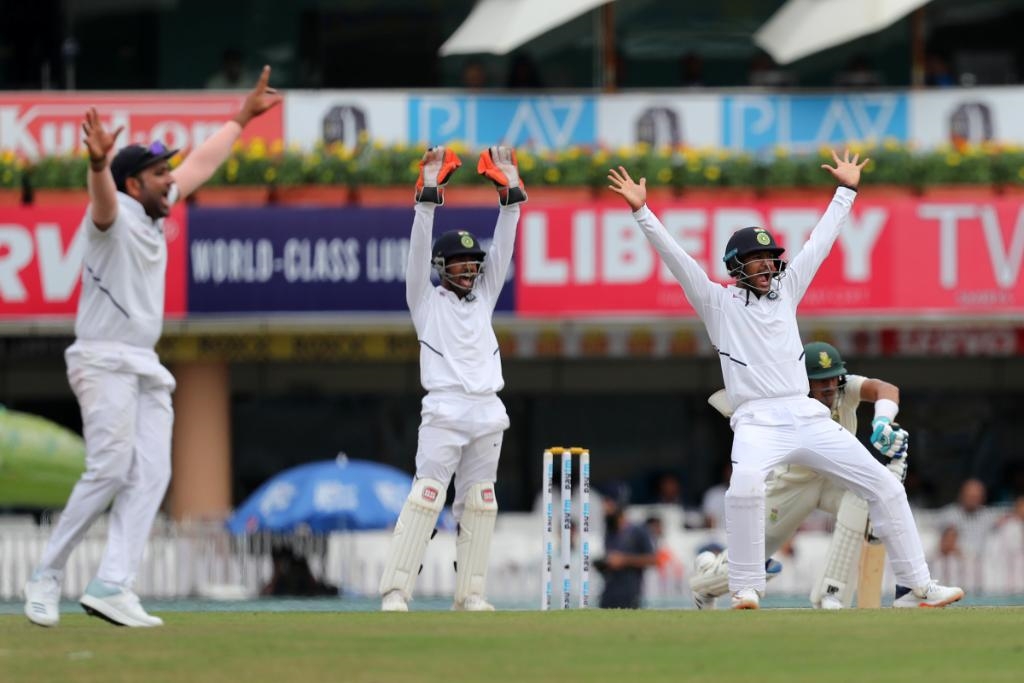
<box><xmin>607</xmin><ymin>150</ymin><xmax>963</xmax><ymax>609</ymax></box>
<box><xmin>693</xmin><ymin>341</ymin><xmax>918</xmax><ymax>609</ymax></box>
<box><xmin>379</xmin><ymin>145</ymin><xmax>525</xmax><ymax>612</ymax></box>
<box><xmin>23</xmin><ymin>68</ymin><xmax>282</xmax><ymax>628</ymax></box>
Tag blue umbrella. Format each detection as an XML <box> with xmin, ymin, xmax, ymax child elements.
<box><xmin>226</xmin><ymin>455</ymin><xmax>452</xmax><ymax>534</ymax></box>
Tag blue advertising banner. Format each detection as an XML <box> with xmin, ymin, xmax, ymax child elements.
<box><xmin>408</xmin><ymin>95</ymin><xmax>596</xmax><ymax>149</ymax></box>
<box><xmin>722</xmin><ymin>93</ymin><xmax>908</xmax><ymax>152</ymax></box>
<box><xmin>187</xmin><ymin>207</ymin><xmax>515</xmax><ymax>314</ymax></box>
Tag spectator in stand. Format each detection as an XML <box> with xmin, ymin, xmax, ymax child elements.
<box><xmin>925</xmin><ymin>52</ymin><xmax>956</xmax><ymax>87</ymax></box>
<box><xmin>678</xmin><ymin>52</ymin><xmax>705</xmax><ymax>87</ymax></box>
<box><xmin>505</xmin><ymin>52</ymin><xmax>544</xmax><ymax>89</ymax></box>
<box><xmin>206</xmin><ymin>48</ymin><xmax>258</xmax><ymax>89</ymax></box>
<box><xmin>938</xmin><ymin>478</ymin><xmax>1002</xmax><ymax>556</ymax></box>
<box><xmin>460</xmin><ymin>59</ymin><xmax>491</xmax><ymax>90</ymax></box>
<box><xmin>834</xmin><ymin>54</ymin><xmax>883</xmax><ymax>87</ymax></box>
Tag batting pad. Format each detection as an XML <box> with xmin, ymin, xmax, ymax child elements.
<box><xmin>378</xmin><ymin>477</ymin><xmax>446</xmax><ymax>599</ymax></box>
<box><xmin>454</xmin><ymin>482</ymin><xmax>498</xmax><ymax>606</ymax></box>
<box><xmin>810</xmin><ymin>491</ymin><xmax>867</xmax><ymax>608</ymax></box>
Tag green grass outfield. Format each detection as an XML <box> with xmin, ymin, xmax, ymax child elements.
<box><xmin>1</xmin><ymin>608</ymin><xmax>1022</xmax><ymax>683</ymax></box>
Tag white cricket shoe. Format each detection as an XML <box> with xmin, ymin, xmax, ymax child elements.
<box><xmin>24</xmin><ymin>573</ymin><xmax>61</xmax><ymax>627</ymax></box>
<box><xmin>893</xmin><ymin>581</ymin><xmax>964</xmax><ymax>608</ymax></box>
<box><xmin>381</xmin><ymin>590</ymin><xmax>409</xmax><ymax>612</ymax></box>
<box><xmin>692</xmin><ymin>591</ymin><xmax>717</xmax><ymax>610</ymax></box>
<box><xmin>730</xmin><ymin>588</ymin><xmax>762</xmax><ymax>610</ymax></box>
<box><xmin>820</xmin><ymin>594</ymin><xmax>844</xmax><ymax>610</ymax></box>
<box><xmin>453</xmin><ymin>594</ymin><xmax>495</xmax><ymax>611</ymax></box>
<box><xmin>79</xmin><ymin>580</ymin><xmax>163</xmax><ymax>627</ymax></box>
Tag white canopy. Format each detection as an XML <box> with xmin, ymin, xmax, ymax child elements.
<box><xmin>754</xmin><ymin>0</ymin><xmax>933</xmax><ymax>65</ymax></box>
<box><xmin>439</xmin><ymin>0</ymin><xmax>610</xmax><ymax>56</ymax></box>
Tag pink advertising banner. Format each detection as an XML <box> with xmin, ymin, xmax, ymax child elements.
<box><xmin>0</xmin><ymin>204</ymin><xmax>187</xmax><ymax>319</ymax></box>
<box><xmin>516</xmin><ymin>191</ymin><xmax>1024</xmax><ymax>317</ymax></box>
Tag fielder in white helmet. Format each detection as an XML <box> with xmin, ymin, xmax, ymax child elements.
<box><xmin>694</xmin><ymin>341</ymin><xmax>912</xmax><ymax>609</ymax></box>
<box><xmin>378</xmin><ymin>145</ymin><xmax>526</xmax><ymax>612</ymax></box>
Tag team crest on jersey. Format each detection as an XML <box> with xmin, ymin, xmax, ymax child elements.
<box><xmin>459</xmin><ymin>233</ymin><xmax>475</xmax><ymax>248</ymax></box>
<box><xmin>755</xmin><ymin>230</ymin><xmax>771</xmax><ymax>246</ymax></box>
<box><xmin>818</xmin><ymin>351</ymin><xmax>832</xmax><ymax>369</ymax></box>
<box><xmin>769</xmin><ymin>507</ymin><xmax>779</xmax><ymax>523</ymax></box>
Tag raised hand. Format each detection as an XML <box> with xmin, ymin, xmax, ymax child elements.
<box><xmin>235</xmin><ymin>65</ymin><xmax>283</xmax><ymax>127</ymax></box>
<box><xmin>81</xmin><ymin>107</ymin><xmax>123</xmax><ymax>168</ymax></box>
<box><xmin>821</xmin><ymin>148</ymin><xmax>870</xmax><ymax>189</ymax></box>
<box><xmin>607</xmin><ymin>166</ymin><xmax>647</xmax><ymax>211</ymax></box>
<box><xmin>415</xmin><ymin>146</ymin><xmax>462</xmax><ymax>204</ymax></box>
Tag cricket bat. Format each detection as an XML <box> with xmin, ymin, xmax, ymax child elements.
<box><xmin>857</xmin><ymin>539</ymin><xmax>885</xmax><ymax>608</ymax></box>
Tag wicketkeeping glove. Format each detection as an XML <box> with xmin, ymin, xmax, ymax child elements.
<box><xmin>477</xmin><ymin>146</ymin><xmax>527</xmax><ymax>205</ymax></box>
<box><xmin>415</xmin><ymin>146</ymin><xmax>462</xmax><ymax>205</ymax></box>
<box><xmin>871</xmin><ymin>416</ymin><xmax>908</xmax><ymax>458</ymax></box>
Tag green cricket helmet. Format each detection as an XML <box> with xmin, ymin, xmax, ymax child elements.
<box><xmin>804</xmin><ymin>341</ymin><xmax>847</xmax><ymax>380</ymax></box>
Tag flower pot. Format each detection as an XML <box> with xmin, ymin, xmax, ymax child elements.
<box><xmin>270</xmin><ymin>185</ymin><xmax>355</xmax><ymax>206</ymax></box>
<box><xmin>27</xmin><ymin>189</ymin><xmax>88</xmax><ymax>207</ymax></box>
<box><xmin>191</xmin><ymin>186</ymin><xmax>271</xmax><ymax>207</ymax></box>
<box><xmin>0</xmin><ymin>189</ymin><xmax>24</xmax><ymax>206</ymax></box>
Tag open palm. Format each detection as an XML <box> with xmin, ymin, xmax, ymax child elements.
<box><xmin>821</xmin><ymin>148</ymin><xmax>870</xmax><ymax>188</ymax></box>
<box><xmin>81</xmin><ymin>107</ymin><xmax>123</xmax><ymax>162</ymax></box>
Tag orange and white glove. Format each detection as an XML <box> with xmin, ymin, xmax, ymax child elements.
<box><xmin>477</xmin><ymin>146</ymin><xmax>527</xmax><ymax>205</ymax></box>
<box><xmin>415</xmin><ymin>146</ymin><xmax>462</xmax><ymax>205</ymax></box>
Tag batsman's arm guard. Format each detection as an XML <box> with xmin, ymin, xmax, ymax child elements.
<box><xmin>379</xmin><ymin>478</ymin><xmax>446</xmax><ymax>600</ymax></box>
<box><xmin>415</xmin><ymin>147</ymin><xmax>462</xmax><ymax>205</ymax></box>
<box><xmin>454</xmin><ymin>482</ymin><xmax>499</xmax><ymax>606</ymax></box>
<box><xmin>809</xmin><ymin>490</ymin><xmax>868</xmax><ymax>608</ymax></box>
<box><xmin>478</xmin><ymin>146</ymin><xmax>527</xmax><ymax>205</ymax></box>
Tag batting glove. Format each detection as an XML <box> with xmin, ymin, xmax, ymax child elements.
<box><xmin>871</xmin><ymin>417</ymin><xmax>908</xmax><ymax>458</ymax></box>
<box><xmin>478</xmin><ymin>146</ymin><xmax>527</xmax><ymax>205</ymax></box>
<box><xmin>415</xmin><ymin>146</ymin><xmax>462</xmax><ymax>205</ymax></box>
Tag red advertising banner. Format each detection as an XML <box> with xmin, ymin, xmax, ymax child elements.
<box><xmin>516</xmin><ymin>191</ymin><xmax>1024</xmax><ymax>318</ymax></box>
<box><xmin>0</xmin><ymin>203</ymin><xmax>187</xmax><ymax>319</ymax></box>
<box><xmin>0</xmin><ymin>94</ymin><xmax>283</xmax><ymax>159</ymax></box>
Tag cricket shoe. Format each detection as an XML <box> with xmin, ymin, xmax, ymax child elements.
<box><xmin>893</xmin><ymin>581</ymin><xmax>964</xmax><ymax>608</ymax></box>
<box><xmin>453</xmin><ymin>594</ymin><xmax>495</xmax><ymax>611</ymax></box>
<box><xmin>381</xmin><ymin>590</ymin><xmax>409</xmax><ymax>612</ymax></box>
<box><xmin>24</xmin><ymin>572</ymin><xmax>61</xmax><ymax>627</ymax></box>
<box><xmin>80</xmin><ymin>579</ymin><xmax>163</xmax><ymax>627</ymax></box>
<box><xmin>730</xmin><ymin>588</ymin><xmax>762</xmax><ymax>610</ymax></box>
<box><xmin>820</xmin><ymin>594</ymin><xmax>844</xmax><ymax>610</ymax></box>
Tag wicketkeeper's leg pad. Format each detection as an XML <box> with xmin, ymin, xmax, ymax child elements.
<box><xmin>809</xmin><ymin>490</ymin><xmax>868</xmax><ymax>608</ymax></box>
<box><xmin>378</xmin><ymin>477</ymin><xmax>446</xmax><ymax>600</ymax></box>
<box><xmin>453</xmin><ymin>482</ymin><xmax>498</xmax><ymax>606</ymax></box>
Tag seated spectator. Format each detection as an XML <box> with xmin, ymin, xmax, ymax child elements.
<box><xmin>937</xmin><ymin>478</ymin><xmax>1002</xmax><ymax>556</ymax></box>
<box><xmin>678</xmin><ymin>52</ymin><xmax>705</xmax><ymax>87</ymax></box>
<box><xmin>460</xmin><ymin>59</ymin><xmax>491</xmax><ymax>90</ymax></box>
<box><xmin>206</xmin><ymin>48</ymin><xmax>257</xmax><ymax>89</ymax></box>
<box><xmin>925</xmin><ymin>51</ymin><xmax>956</xmax><ymax>87</ymax></box>
<box><xmin>834</xmin><ymin>54</ymin><xmax>883</xmax><ymax>87</ymax></box>
<box><xmin>505</xmin><ymin>52</ymin><xmax>544</xmax><ymax>89</ymax></box>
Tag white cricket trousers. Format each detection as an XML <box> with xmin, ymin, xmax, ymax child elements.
<box><xmin>414</xmin><ymin>391</ymin><xmax>509</xmax><ymax>521</ymax></box>
<box><xmin>35</xmin><ymin>342</ymin><xmax>175</xmax><ymax>588</ymax></box>
<box><xmin>725</xmin><ymin>395</ymin><xmax>930</xmax><ymax>593</ymax></box>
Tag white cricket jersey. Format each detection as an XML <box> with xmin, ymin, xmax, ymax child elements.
<box><xmin>834</xmin><ymin>373</ymin><xmax>867</xmax><ymax>433</ymax></box>
<box><xmin>633</xmin><ymin>187</ymin><xmax>857</xmax><ymax>411</ymax></box>
<box><xmin>73</xmin><ymin>191</ymin><xmax>176</xmax><ymax>349</ymax></box>
<box><xmin>406</xmin><ymin>203</ymin><xmax>519</xmax><ymax>395</ymax></box>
